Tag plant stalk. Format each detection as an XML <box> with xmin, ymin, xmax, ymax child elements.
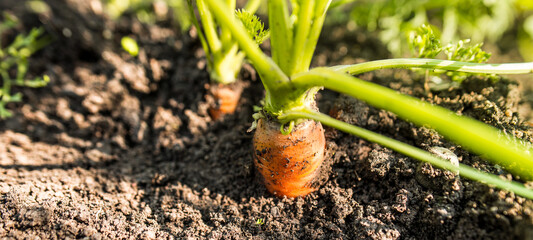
<box><xmin>291</xmin><ymin>68</ymin><xmax>533</xmax><ymax>181</ymax></box>
<box><xmin>280</xmin><ymin>109</ymin><xmax>533</xmax><ymax>200</ymax></box>
<box><xmin>331</xmin><ymin>58</ymin><xmax>533</xmax><ymax>75</ymax></box>
<box><xmin>204</xmin><ymin>0</ymin><xmax>288</xmax><ymax>90</ymax></box>
<box><xmin>287</xmin><ymin>0</ymin><xmax>315</xmax><ymax>75</ymax></box>
<box><xmin>267</xmin><ymin>0</ymin><xmax>292</xmax><ymax>74</ymax></box>
<box><xmin>244</xmin><ymin>0</ymin><xmax>261</xmax><ymax>15</ymax></box>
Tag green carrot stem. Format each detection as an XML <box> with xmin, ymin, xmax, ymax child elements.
<box><xmin>267</xmin><ymin>0</ymin><xmax>292</xmax><ymax>74</ymax></box>
<box><xmin>287</xmin><ymin>0</ymin><xmax>315</xmax><ymax>75</ymax></box>
<box><xmin>197</xmin><ymin>0</ymin><xmax>222</xmax><ymax>53</ymax></box>
<box><xmin>330</xmin><ymin>58</ymin><xmax>533</xmax><ymax>75</ymax></box>
<box><xmin>291</xmin><ymin>68</ymin><xmax>533</xmax><ymax>181</ymax></box>
<box><xmin>328</xmin><ymin>0</ymin><xmax>356</xmax><ymax>9</ymax></box>
<box><xmin>187</xmin><ymin>0</ymin><xmax>212</xmax><ymax>66</ymax></box>
<box><xmin>1</xmin><ymin>71</ymin><xmax>11</xmax><ymax>95</ymax></box>
<box><xmin>280</xmin><ymin>109</ymin><xmax>533</xmax><ymax>200</ymax></box>
<box><xmin>300</xmin><ymin>0</ymin><xmax>331</xmax><ymax>72</ymax></box>
<box><xmin>244</xmin><ymin>0</ymin><xmax>261</xmax><ymax>14</ymax></box>
<box><xmin>203</xmin><ymin>0</ymin><xmax>289</xmax><ymax>91</ymax></box>
<box><xmin>218</xmin><ymin>0</ymin><xmax>235</xmax><ymax>50</ymax></box>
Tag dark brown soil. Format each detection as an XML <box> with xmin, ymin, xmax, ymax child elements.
<box><xmin>1</xmin><ymin>1</ymin><xmax>532</xmax><ymax>239</ymax></box>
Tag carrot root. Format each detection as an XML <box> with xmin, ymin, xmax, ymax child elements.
<box><xmin>253</xmin><ymin>118</ymin><xmax>326</xmax><ymax>198</ymax></box>
<box><xmin>207</xmin><ymin>83</ymin><xmax>243</xmax><ymax>120</ymax></box>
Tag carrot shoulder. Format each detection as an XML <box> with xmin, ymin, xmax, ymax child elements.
<box><xmin>253</xmin><ymin>118</ymin><xmax>326</xmax><ymax>198</ymax></box>
<box><xmin>208</xmin><ymin>83</ymin><xmax>243</xmax><ymax>120</ymax></box>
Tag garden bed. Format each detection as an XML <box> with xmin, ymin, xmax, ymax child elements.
<box><xmin>1</xmin><ymin>0</ymin><xmax>532</xmax><ymax>239</ymax></box>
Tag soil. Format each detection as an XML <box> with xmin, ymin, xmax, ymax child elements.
<box><xmin>1</xmin><ymin>1</ymin><xmax>533</xmax><ymax>239</ymax></box>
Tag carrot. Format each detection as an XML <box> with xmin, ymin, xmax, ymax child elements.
<box><xmin>207</xmin><ymin>83</ymin><xmax>243</xmax><ymax>120</ymax></box>
<box><xmin>253</xmin><ymin>118</ymin><xmax>326</xmax><ymax>198</ymax></box>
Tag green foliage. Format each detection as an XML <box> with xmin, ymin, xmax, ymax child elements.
<box><xmin>235</xmin><ymin>9</ymin><xmax>269</xmax><ymax>45</ymax></box>
<box><xmin>443</xmin><ymin>40</ymin><xmax>490</xmax><ymax>63</ymax></box>
<box><xmin>443</xmin><ymin>40</ymin><xmax>491</xmax><ymax>82</ymax></box>
<box><xmin>25</xmin><ymin>0</ymin><xmax>51</xmax><ymax>15</ymax></box>
<box><xmin>409</xmin><ymin>25</ymin><xmax>491</xmax><ymax>63</ymax></box>
<box><xmin>408</xmin><ymin>25</ymin><xmax>442</xmax><ymax>58</ymax></box>
<box><xmin>200</xmin><ymin>0</ymin><xmax>533</xmax><ymax>199</ymax></box>
<box><xmin>104</xmin><ymin>0</ymin><xmax>192</xmax><ymax>32</ymax></box>
<box><xmin>348</xmin><ymin>0</ymin><xmax>518</xmax><ymax>57</ymax></box>
<box><xmin>408</xmin><ymin>24</ymin><xmax>492</xmax><ymax>82</ymax></box>
<box><xmin>517</xmin><ymin>14</ymin><xmax>533</xmax><ymax>61</ymax></box>
<box><xmin>168</xmin><ymin>0</ymin><xmax>193</xmax><ymax>32</ymax></box>
<box><xmin>105</xmin><ymin>0</ymin><xmax>150</xmax><ymax>19</ymax></box>
<box><xmin>121</xmin><ymin>36</ymin><xmax>139</xmax><ymax>57</ymax></box>
<box><xmin>329</xmin><ymin>0</ymin><xmax>356</xmax><ymax>9</ymax></box>
<box><xmin>0</xmin><ymin>13</ymin><xmax>50</xmax><ymax>118</ymax></box>
<box><xmin>267</xmin><ymin>0</ymin><xmax>331</xmax><ymax>76</ymax></box>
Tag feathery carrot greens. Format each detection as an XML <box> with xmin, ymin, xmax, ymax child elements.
<box><xmin>408</xmin><ymin>24</ymin><xmax>493</xmax><ymax>83</ymax></box>
<box><xmin>0</xmin><ymin>13</ymin><xmax>50</xmax><ymax>118</ymax></box>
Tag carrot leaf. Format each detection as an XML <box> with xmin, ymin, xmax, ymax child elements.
<box><xmin>235</xmin><ymin>9</ymin><xmax>269</xmax><ymax>45</ymax></box>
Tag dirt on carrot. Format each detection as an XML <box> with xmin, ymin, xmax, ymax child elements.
<box><xmin>253</xmin><ymin>118</ymin><xmax>326</xmax><ymax>198</ymax></box>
